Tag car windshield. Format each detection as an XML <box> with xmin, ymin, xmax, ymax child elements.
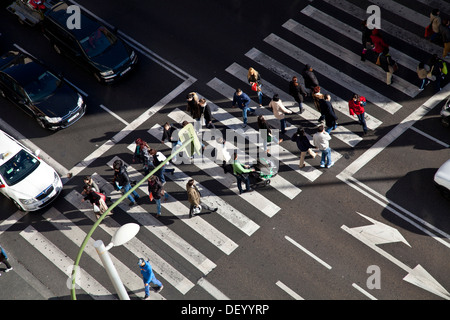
<box><xmin>80</xmin><ymin>26</ymin><xmax>117</xmax><ymax>58</ymax></box>
<box><xmin>0</xmin><ymin>149</ymin><xmax>40</xmax><ymax>186</ymax></box>
<box><xmin>24</xmin><ymin>71</ymin><xmax>61</xmax><ymax>103</ymax></box>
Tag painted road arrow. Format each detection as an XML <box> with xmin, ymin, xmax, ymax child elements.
<box><xmin>342</xmin><ymin>213</ymin><xmax>450</xmax><ymax>300</ymax></box>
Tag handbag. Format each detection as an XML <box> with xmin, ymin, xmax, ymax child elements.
<box><xmin>427</xmin><ymin>65</ymin><xmax>436</xmax><ymax>81</ymax></box>
<box><xmin>425</xmin><ymin>24</ymin><xmax>433</xmax><ymax>38</ymax></box>
<box><xmin>376</xmin><ymin>54</ymin><xmax>381</xmax><ymax>66</ymax></box>
<box><xmin>442</xmin><ymin>62</ymin><xmax>448</xmax><ymax>75</ymax></box>
<box><xmin>251</xmin><ymin>82</ymin><xmax>258</xmax><ymax>91</ymax></box>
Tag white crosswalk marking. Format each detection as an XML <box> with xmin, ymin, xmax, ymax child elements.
<box><xmin>65</xmin><ymin>180</ymin><xmax>196</xmax><ymax>295</ymax></box>
<box><xmin>245</xmin><ymin>47</ymin><xmax>382</xmax><ymax>131</ymax></box>
<box><xmin>264</xmin><ymin>33</ymin><xmax>403</xmax><ymax>114</ymax></box>
<box><xmin>20</xmin><ymin>225</ymin><xmax>115</xmax><ymax>300</ymax></box>
<box><xmin>282</xmin><ymin>19</ymin><xmax>419</xmax><ymax>98</ymax></box>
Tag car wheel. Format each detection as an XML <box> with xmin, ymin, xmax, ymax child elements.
<box><xmin>36</xmin><ymin>117</ymin><xmax>47</xmax><ymax>129</ymax></box>
<box><xmin>442</xmin><ymin>117</ymin><xmax>450</xmax><ymax>128</ymax></box>
<box><xmin>94</xmin><ymin>73</ymin><xmax>102</xmax><ymax>83</ymax></box>
<box><xmin>12</xmin><ymin>199</ymin><xmax>25</xmax><ymax>212</ymax></box>
<box><xmin>53</xmin><ymin>43</ymin><xmax>62</xmax><ymax>55</ymax></box>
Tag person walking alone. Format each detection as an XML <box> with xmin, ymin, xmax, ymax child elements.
<box><xmin>0</xmin><ymin>245</ymin><xmax>13</xmax><ymax>274</ymax></box>
<box><xmin>348</xmin><ymin>94</ymin><xmax>368</xmax><ymax>135</ymax></box>
<box><xmin>148</xmin><ymin>175</ymin><xmax>168</xmax><ymax>218</ymax></box>
<box><xmin>313</xmin><ymin>124</ymin><xmax>333</xmax><ymax>168</ymax></box>
<box><xmin>138</xmin><ymin>258</ymin><xmax>163</xmax><ymax>299</ymax></box>
<box><xmin>232</xmin><ymin>88</ymin><xmax>255</xmax><ymax>128</ymax></box>
<box><xmin>417</xmin><ymin>62</ymin><xmax>431</xmax><ymax>91</ymax></box>
<box><xmin>320</xmin><ymin>94</ymin><xmax>338</xmax><ymax>133</ymax></box>
<box><xmin>112</xmin><ymin>160</ymin><xmax>140</xmax><ymax>206</ymax></box>
<box><xmin>288</xmin><ymin>76</ymin><xmax>307</xmax><ymax>114</ymax></box>
<box><xmin>301</xmin><ymin>64</ymin><xmax>319</xmax><ymax>94</ymax></box>
<box><xmin>269</xmin><ymin>94</ymin><xmax>292</xmax><ymax>135</ymax></box>
<box><xmin>292</xmin><ymin>127</ymin><xmax>316</xmax><ymax>168</ymax></box>
<box><xmin>247</xmin><ymin>67</ymin><xmax>263</xmax><ymax>107</ymax></box>
<box><xmin>186</xmin><ymin>179</ymin><xmax>217</xmax><ymax>218</ymax></box>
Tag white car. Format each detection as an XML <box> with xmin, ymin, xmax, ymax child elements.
<box><xmin>0</xmin><ymin>129</ymin><xmax>62</xmax><ymax>211</ymax></box>
<box><xmin>434</xmin><ymin>159</ymin><xmax>450</xmax><ymax>200</ymax></box>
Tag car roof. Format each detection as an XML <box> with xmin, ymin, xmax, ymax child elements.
<box><xmin>46</xmin><ymin>2</ymin><xmax>103</xmax><ymax>40</ymax></box>
<box><xmin>0</xmin><ymin>130</ymin><xmax>25</xmax><ymax>167</ymax></box>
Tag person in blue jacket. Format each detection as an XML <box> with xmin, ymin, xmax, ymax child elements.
<box><xmin>138</xmin><ymin>258</ymin><xmax>163</xmax><ymax>299</ymax></box>
<box><xmin>232</xmin><ymin>88</ymin><xmax>255</xmax><ymax>128</ymax></box>
<box><xmin>0</xmin><ymin>245</ymin><xmax>13</xmax><ymax>274</ymax></box>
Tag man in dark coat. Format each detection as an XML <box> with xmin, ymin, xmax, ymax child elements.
<box><xmin>320</xmin><ymin>94</ymin><xmax>338</xmax><ymax>133</ymax></box>
<box><xmin>301</xmin><ymin>65</ymin><xmax>319</xmax><ymax>93</ymax></box>
<box><xmin>288</xmin><ymin>76</ymin><xmax>307</xmax><ymax>114</ymax></box>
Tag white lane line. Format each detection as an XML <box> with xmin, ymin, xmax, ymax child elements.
<box><xmin>276</xmin><ymin>281</ymin><xmax>304</xmax><ymax>300</ymax></box>
<box><xmin>352</xmin><ymin>283</ymin><xmax>377</xmax><ymax>300</ymax></box>
<box><xmin>20</xmin><ymin>225</ymin><xmax>115</xmax><ymax>300</ymax></box>
<box><xmin>99</xmin><ymin>104</ymin><xmax>129</xmax><ymax>126</ymax></box>
<box><xmin>409</xmin><ymin>126</ymin><xmax>450</xmax><ymax>148</ymax></box>
<box><xmin>285</xmin><ymin>235</ymin><xmax>332</xmax><ymax>270</ymax></box>
<box><xmin>197</xmin><ymin>278</ymin><xmax>231</xmax><ymax>300</ymax></box>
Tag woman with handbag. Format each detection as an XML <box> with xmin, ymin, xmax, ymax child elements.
<box><xmin>148</xmin><ymin>175</ymin><xmax>168</xmax><ymax>218</ymax></box>
<box><xmin>247</xmin><ymin>67</ymin><xmax>263</xmax><ymax>107</ymax></box>
<box><xmin>348</xmin><ymin>94</ymin><xmax>368</xmax><ymax>135</ymax></box>
<box><xmin>378</xmin><ymin>47</ymin><xmax>397</xmax><ymax>85</ymax></box>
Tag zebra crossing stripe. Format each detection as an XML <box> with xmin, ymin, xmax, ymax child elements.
<box><xmin>224</xmin><ymin>63</ymin><xmax>343</xmax><ymax>168</ymax></box>
<box><xmin>283</xmin><ymin>19</ymin><xmax>419</xmax><ymax>98</ymax></box>
<box><xmin>106</xmin><ymin>157</ymin><xmax>217</xmax><ymax>275</ymax></box>
<box><xmin>65</xmin><ymin>187</ymin><xmax>196</xmax><ymax>295</ymax></box>
<box><xmin>20</xmin><ymin>225</ymin><xmax>115</xmax><ymax>300</ymax></box>
<box><xmin>321</xmin><ymin>0</ymin><xmax>442</xmax><ymax>57</ymax></box>
<box><xmin>264</xmin><ymin>33</ymin><xmax>403</xmax><ymax>115</ymax></box>
<box><xmin>245</xmin><ymin>47</ymin><xmax>382</xmax><ymax>131</ymax></box>
<box><xmin>207</xmin><ymin>77</ymin><xmax>325</xmax><ymax>182</ymax></box>
<box><xmin>42</xmin><ymin>207</ymin><xmax>165</xmax><ymax>300</ymax></box>
<box><xmin>300</xmin><ymin>5</ymin><xmax>419</xmax><ymax>74</ymax></box>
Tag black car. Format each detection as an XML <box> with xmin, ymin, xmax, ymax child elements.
<box><xmin>0</xmin><ymin>50</ymin><xmax>86</xmax><ymax>130</ymax></box>
<box><xmin>42</xmin><ymin>2</ymin><xmax>137</xmax><ymax>83</ymax></box>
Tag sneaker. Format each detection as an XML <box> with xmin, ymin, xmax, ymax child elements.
<box><xmin>212</xmin><ymin>208</ymin><xmax>218</xmax><ymax>212</ymax></box>
<box><xmin>5</xmin><ymin>267</ymin><xmax>12</xmax><ymax>273</ymax></box>
<box><xmin>242</xmin><ymin>124</ymin><xmax>247</xmax><ymax>128</ymax></box>
<box><xmin>320</xmin><ymin>164</ymin><xmax>326</xmax><ymax>168</ymax></box>
<box><xmin>155</xmin><ymin>285</ymin><xmax>164</xmax><ymax>293</ymax></box>
<box><xmin>129</xmin><ymin>201</ymin><xmax>136</xmax><ymax>207</ymax></box>
<box><xmin>326</xmin><ymin>162</ymin><xmax>334</xmax><ymax>168</ymax></box>
<box><xmin>143</xmin><ymin>294</ymin><xmax>149</xmax><ymax>300</ymax></box>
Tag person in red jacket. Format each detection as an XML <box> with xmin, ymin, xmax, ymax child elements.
<box><xmin>370</xmin><ymin>29</ymin><xmax>389</xmax><ymax>54</ymax></box>
<box><xmin>348</xmin><ymin>94</ymin><xmax>368</xmax><ymax>135</ymax></box>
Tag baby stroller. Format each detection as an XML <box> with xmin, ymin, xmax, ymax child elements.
<box><xmin>249</xmin><ymin>157</ymin><xmax>278</xmax><ymax>188</ymax></box>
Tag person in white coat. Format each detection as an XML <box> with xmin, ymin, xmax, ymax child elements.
<box><xmin>312</xmin><ymin>124</ymin><xmax>334</xmax><ymax>168</ymax></box>
<box><xmin>269</xmin><ymin>94</ymin><xmax>292</xmax><ymax>135</ymax></box>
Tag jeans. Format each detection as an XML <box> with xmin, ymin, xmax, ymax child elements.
<box><xmin>419</xmin><ymin>78</ymin><xmax>430</xmax><ymax>89</ymax></box>
<box><xmin>320</xmin><ymin>147</ymin><xmax>332</xmax><ymax>166</ymax></box>
<box><xmin>242</xmin><ymin>107</ymin><xmax>255</xmax><ymax>125</ymax></box>
<box><xmin>154</xmin><ymin>193</ymin><xmax>168</xmax><ymax>216</ymax></box>
<box><xmin>280</xmin><ymin>118</ymin><xmax>287</xmax><ymax>134</ymax></box>
<box><xmin>236</xmin><ymin>174</ymin><xmax>251</xmax><ymax>193</ymax></box>
<box><xmin>124</xmin><ymin>183</ymin><xmax>139</xmax><ymax>204</ymax></box>
<box><xmin>325</xmin><ymin>123</ymin><xmax>337</xmax><ymax>134</ymax></box>
<box><xmin>171</xmin><ymin>141</ymin><xmax>182</xmax><ymax>162</ymax></box>
<box><xmin>357</xmin><ymin>113</ymin><xmax>368</xmax><ymax>134</ymax></box>
<box><xmin>144</xmin><ymin>274</ymin><xmax>162</xmax><ymax>296</ymax></box>
<box><xmin>262</xmin><ymin>133</ymin><xmax>279</xmax><ymax>152</ymax></box>
<box><xmin>157</xmin><ymin>165</ymin><xmax>174</xmax><ymax>184</ymax></box>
